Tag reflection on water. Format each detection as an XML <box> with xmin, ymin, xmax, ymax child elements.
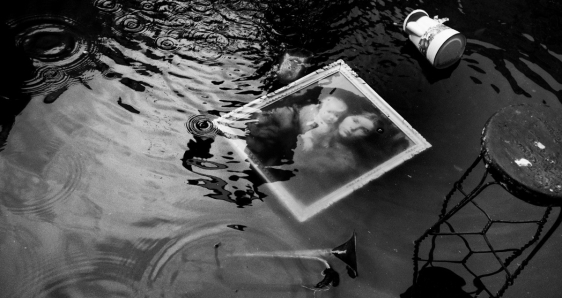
<box><xmin>1</xmin><ymin>0</ymin><xmax>562</xmax><ymax>297</ymax></box>
<box><xmin>9</xmin><ymin>15</ymin><xmax>101</xmax><ymax>102</ymax></box>
<box><xmin>182</xmin><ymin>135</ymin><xmax>264</xmax><ymax>207</ymax></box>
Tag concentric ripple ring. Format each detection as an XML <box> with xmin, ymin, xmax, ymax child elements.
<box><xmin>186</xmin><ymin>115</ymin><xmax>218</xmax><ymax>138</ymax></box>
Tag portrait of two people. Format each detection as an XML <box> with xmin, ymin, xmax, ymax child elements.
<box><xmin>244</xmin><ymin>82</ymin><xmax>412</xmax><ymax>205</ymax></box>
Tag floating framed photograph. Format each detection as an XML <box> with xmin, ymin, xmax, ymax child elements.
<box><xmin>214</xmin><ymin>60</ymin><xmax>431</xmax><ymax>222</ymax></box>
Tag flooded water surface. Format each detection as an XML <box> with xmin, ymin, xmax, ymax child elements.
<box><xmin>1</xmin><ymin>0</ymin><xmax>562</xmax><ymax>297</ymax></box>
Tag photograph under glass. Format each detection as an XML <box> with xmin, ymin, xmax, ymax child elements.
<box><xmin>215</xmin><ymin>60</ymin><xmax>431</xmax><ymax>221</ymax></box>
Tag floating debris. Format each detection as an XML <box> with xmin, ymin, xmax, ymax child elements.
<box><xmin>276</xmin><ymin>49</ymin><xmax>311</xmax><ymax>84</ymax></box>
<box><xmin>403</xmin><ymin>10</ymin><xmax>466</xmax><ymax>69</ymax></box>
<box><xmin>117</xmin><ymin>97</ymin><xmax>140</xmax><ymax>114</ymax></box>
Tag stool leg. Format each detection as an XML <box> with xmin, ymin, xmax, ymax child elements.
<box><xmin>413</xmin><ymin>153</ymin><xmax>494</xmax><ymax>285</ymax></box>
<box><xmin>496</xmin><ymin>207</ymin><xmax>562</xmax><ymax>297</ymax></box>
<box><xmin>412</xmin><ymin>151</ymin><xmax>560</xmax><ymax>297</ymax></box>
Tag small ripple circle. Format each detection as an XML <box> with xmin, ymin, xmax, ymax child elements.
<box><xmin>186</xmin><ymin>115</ymin><xmax>217</xmax><ymax>137</ymax></box>
<box><xmin>94</xmin><ymin>0</ymin><xmax>122</xmax><ymax>12</ymax></box>
<box><xmin>156</xmin><ymin>36</ymin><xmax>178</xmax><ymax>50</ymax></box>
<box><xmin>116</xmin><ymin>14</ymin><xmax>146</xmax><ymax>33</ymax></box>
<box><xmin>140</xmin><ymin>0</ymin><xmax>156</xmax><ymax>11</ymax></box>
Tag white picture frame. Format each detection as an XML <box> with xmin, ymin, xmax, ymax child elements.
<box><xmin>214</xmin><ymin>60</ymin><xmax>431</xmax><ymax>222</ymax></box>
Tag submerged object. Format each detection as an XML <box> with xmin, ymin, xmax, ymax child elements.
<box><xmin>331</xmin><ymin>231</ymin><xmax>358</xmax><ymax>278</ymax></box>
<box><xmin>276</xmin><ymin>49</ymin><xmax>311</xmax><ymax>84</ymax></box>
<box><xmin>403</xmin><ymin>9</ymin><xmax>466</xmax><ymax>69</ymax></box>
<box><xmin>315</xmin><ymin>267</ymin><xmax>340</xmax><ymax>288</ymax></box>
<box><xmin>231</xmin><ymin>232</ymin><xmax>358</xmax><ymax>276</ymax></box>
<box><xmin>412</xmin><ymin>104</ymin><xmax>562</xmax><ymax>296</ymax></box>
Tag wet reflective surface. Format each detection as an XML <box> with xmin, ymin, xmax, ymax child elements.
<box><xmin>1</xmin><ymin>0</ymin><xmax>562</xmax><ymax>297</ymax></box>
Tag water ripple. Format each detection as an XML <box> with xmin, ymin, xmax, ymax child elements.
<box><xmin>185</xmin><ymin>115</ymin><xmax>218</xmax><ymax>138</ymax></box>
<box><xmin>155</xmin><ymin>35</ymin><xmax>179</xmax><ymax>51</ymax></box>
<box><xmin>8</xmin><ymin>15</ymin><xmax>99</xmax><ymax>99</ymax></box>
<box><xmin>3</xmin><ymin>232</ymin><xmax>184</xmax><ymax>298</ymax></box>
<box><xmin>23</xmin><ymin>67</ymin><xmax>72</xmax><ymax>96</ymax></box>
<box><xmin>139</xmin><ymin>0</ymin><xmax>156</xmax><ymax>11</ymax></box>
<box><xmin>190</xmin><ymin>1</ymin><xmax>214</xmax><ymax>14</ymax></box>
<box><xmin>12</xmin><ymin>248</ymin><xmax>137</xmax><ymax>298</ymax></box>
<box><xmin>94</xmin><ymin>0</ymin><xmax>265</xmax><ymax>65</ymax></box>
<box><xmin>154</xmin><ymin>15</ymin><xmax>193</xmax><ymax>28</ymax></box>
<box><xmin>0</xmin><ymin>151</ymin><xmax>83</xmax><ymax>219</ymax></box>
<box><xmin>137</xmin><ymin>224</ymin><xmax>308</xmax><ymax>296</ymax></box>
<box><xmin>94</xmin><ymin>0</ymin><xmax>123</xmax><ymax>13</ymax></box>
<box><xmin>115</xmin><ymin>13</ymin><xmax>148</xmax><ymax>34</ymax></box>
<box><xmin>10</xmin><ymin>16</ymin><xmax>98</xmax><ymax>69</ymax></box>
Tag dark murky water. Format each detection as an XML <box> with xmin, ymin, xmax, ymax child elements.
<box><xmin>1</xmin><ymin>0</ymin><xmax>562</xmax><ymax>297</ymax></box>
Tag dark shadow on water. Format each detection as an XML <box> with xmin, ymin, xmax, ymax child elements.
<box><xmin>0</xmin><ymin>21</ymin><xmax>34</xmax><ymax>151</ymax></box>
<box><xmin>117</xmin><ymin>97</ymin><xmax>141</xmax><ymax>114</ymax></box>
<box><xmin>401</xmin><ymin>267</ymin><xmax>472</xmax><ymax>298</ymax></box>
<box><xmin>181</xmin><ymin>135</ymin><xmax>266</xmax><ymax>207</ymax></box>
<box><xmin>254</xmin><ymin>0</ymin><xmax>378</xmax><ymax>90</ymax></box>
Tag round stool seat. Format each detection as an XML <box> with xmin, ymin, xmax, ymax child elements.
<box><xmin>482</xmin><ymin>104</ymin><xmax>562</xmax><ymax>206</ymax></box>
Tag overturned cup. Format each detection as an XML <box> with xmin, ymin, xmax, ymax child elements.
<box><xmin>403</xmin><ymin>9</ymin><xmax>466</xmax><ymax>69</ymax></box>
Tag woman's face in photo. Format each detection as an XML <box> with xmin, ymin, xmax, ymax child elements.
<box><xmin>338</xmin><ymin>114</ymin><xmax>376</xmax><ymax>139</ymax></box>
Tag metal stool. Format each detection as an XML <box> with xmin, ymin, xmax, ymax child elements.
<box><xmin>412</xmin><ymin>104</ymin><xmax>562</xmax><ymax>297</ymax></box>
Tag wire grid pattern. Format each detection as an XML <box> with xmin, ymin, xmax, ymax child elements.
<box><xmin>412</xmin><ymin>153</ymin><xmax>557</xmax><ymax>297</ymax></box>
